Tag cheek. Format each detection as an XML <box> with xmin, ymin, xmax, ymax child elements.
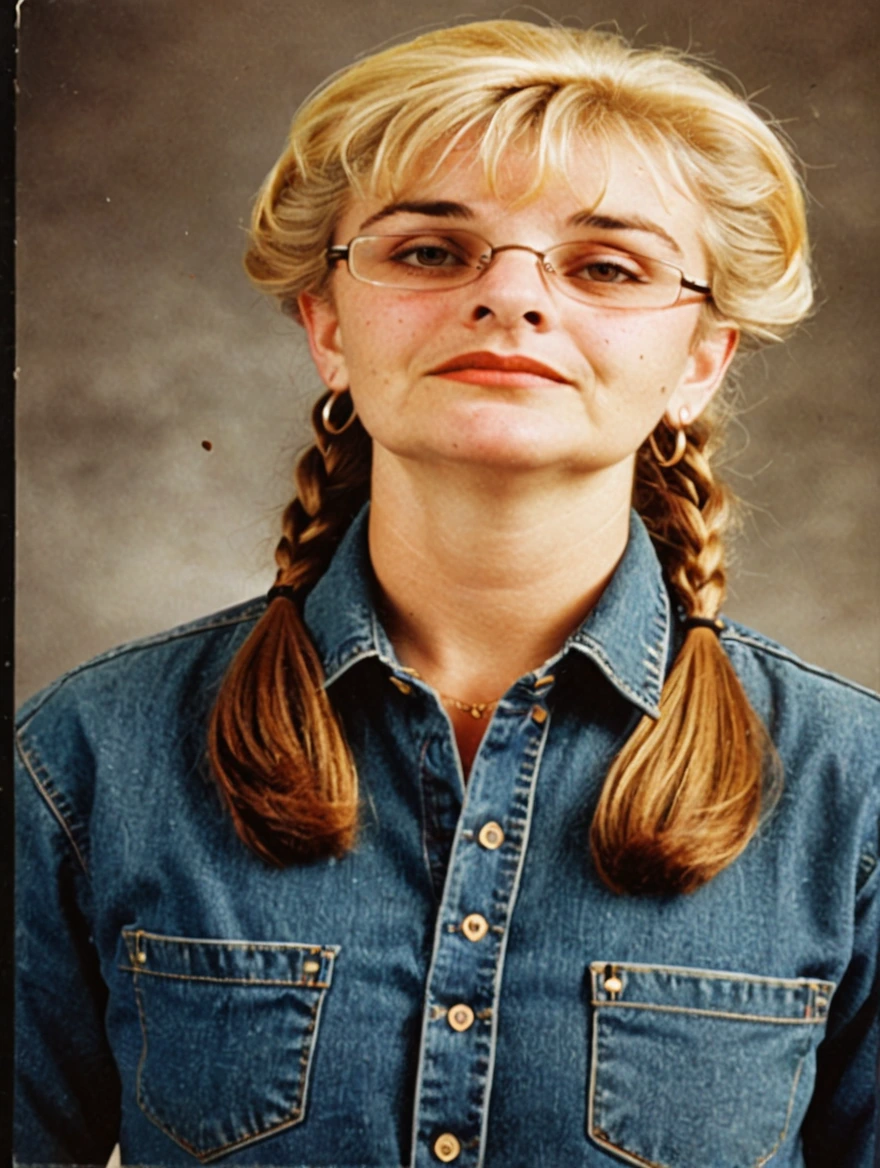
<box><xmin>339</xmin><ymin>291</ymin><xmax>446</xmax><ymax>376</ymax></box>
<box><xmin>580</xmin><ymin>314</ymin><xmax>695</xmax><ymax>391</ymax></box>
<box><xmin>338</xmin><ymin>299</ymin><xmax>445</xmax><ymax>432</ymax></box>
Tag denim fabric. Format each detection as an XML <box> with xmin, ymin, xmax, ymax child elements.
<box><xmin>15</xmin><ymin>508</ymin><xmax>880</xmax><ymax>1168</ymax></box>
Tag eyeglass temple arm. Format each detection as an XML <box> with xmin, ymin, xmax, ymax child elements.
<box><xmin>681</xmin><ymin>274</ymin><xmax>712</xmax><ymax>296</ymax></box>
<box><xmin>327</xmin><ymin>246</ymin><xmax>349</xmax><ymax>264</ymax></box>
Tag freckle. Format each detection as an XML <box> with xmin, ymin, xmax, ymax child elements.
<box><xmin>201</xmin><ymin>439</ymin><xmax>213</xmax><ymax>451</ymax></box>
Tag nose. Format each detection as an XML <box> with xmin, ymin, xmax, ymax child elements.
<box><xmin>465</xmin><ymin>245</ymin><xmax>557</xmax><ymax>329</ymax></box>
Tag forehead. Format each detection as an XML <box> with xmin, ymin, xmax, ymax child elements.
<box><xmin>341</xmin><ymin>134</ymin><xmax>708</xmax><ymax>264</ymax></box>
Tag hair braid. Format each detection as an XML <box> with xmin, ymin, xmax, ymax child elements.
<box><xmin>207</xmin><ymin>393</ymin><xmax>370</xmax><ymax>865</ymax></box>
<box><xmin>275</xmin><ymin>395</ymin><xmax>372</xmax><ymax>589</ymax></box>
<box><xmin>590</xmin><ymin>421</ymin><xmax>781</xmax><ymax>895</ymax></box>
<box><xmin>636</xmin><ymin>417</ymin><xmax>729</xmax><ymax>619</ymax></box>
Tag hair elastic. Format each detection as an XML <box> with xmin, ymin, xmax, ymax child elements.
<box><xmin>267</xmin><ymin>584</ymin><xmax>299</xmax><ymax>605</ymax></box>
<box><xmin>685</xmin><ymin>616</ymin><xmax>725</xmax><ymax>635</ymax></box>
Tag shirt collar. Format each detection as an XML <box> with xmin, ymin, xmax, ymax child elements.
<box><xmin>564</xmin><ymin>511</ymin><xmax>670</xmax><ymax>717</ymax></box>
<box><xmin>303</xmin><ymin>505</ymin><xmax>670</xmax><ymax>718</ymax></box>
<box><xmin>302</xmin><ymin>505</ymin><xmax>397</xmax><ymax>687</ymax></box>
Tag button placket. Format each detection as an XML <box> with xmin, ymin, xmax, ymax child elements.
<box><xmin>410</xmin><ymin>703</ymin><xmax>552</xmax><ymax>1168</ymax></box>
<box><xmin>421</xmin><ymin>732</ymin><xmax>468</xmax><ymax>901</ymax></box>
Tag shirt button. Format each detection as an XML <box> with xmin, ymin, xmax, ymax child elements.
<box><xmin>433</xmin><ymin>1133</ymin><xmax>461</xmax><ymax>1162</ymax></box>
<box><xmin>447</xmin><ymin>1003</ymin><xmax>475</xmax><ymax>1032</ymax></box>
<box><xmin>477</xmin><ymin>821</ymin><xmax>504</xmax><ymax>850</ymax></box>
<box><xmin>461</xmin><ymin>913</ymin><xmax>489</xmax><ymax>942</ymax></box>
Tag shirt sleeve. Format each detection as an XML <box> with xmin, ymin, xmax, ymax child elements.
<box><xmin>15</xmin><ymin>725</ymin><xmax>121</xmax><ymax>1165</ymax></box>
<box><xmin>801</xmin><ymin>834</ymin><xmax>880</xmax><ymax>1166</ymax></box>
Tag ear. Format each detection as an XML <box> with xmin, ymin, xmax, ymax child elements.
<box><xmin>667</xmin><ymin>324</ymin><xmax>739</xmax><ymax>424</ymax></box>
<box><xmin>297</xmin><ymin>291</ymin><xmax>350</xmax><ymax>391</ymax></box>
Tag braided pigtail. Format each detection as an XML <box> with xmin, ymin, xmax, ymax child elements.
<box><xmin>208</xmin><ymin>393</ymin><xmax>371</xmax><ymax>865</ymax></box>
<box><xmin>590</xmin><ymin>418</ymin><xmax>781</xmax><ymax>895</ymax></box>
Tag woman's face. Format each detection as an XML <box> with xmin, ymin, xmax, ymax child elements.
<box><xmin>299</xmin><ymin>138</ymin><xmax>737</xmax><ymax>478</ymax></box>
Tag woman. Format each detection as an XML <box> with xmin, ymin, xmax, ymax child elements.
<box><xmin>15</xmin><ymin>19</ymin><xmax>878</xmax><ymax>1167</ymax></box>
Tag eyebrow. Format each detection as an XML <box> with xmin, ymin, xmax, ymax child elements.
<box><xmin>357</xmin><ymin>201</ymin><xmax>685</xmax><ymax>260</ymax></box>
<box><xmin>567</xmin><ymin>212</ymin><xmax>684</xmax><ymax>259</ymax></box>
<box><xmin>358</xmin><ymin>201</ymin><xmax>474</xmax><ymax>231</ymax></box>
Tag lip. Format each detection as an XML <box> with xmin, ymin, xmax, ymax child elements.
<box><xmin>429</xmin><ymin>351</ymin><xmax>570</xmax><ymax>385</ymax></box>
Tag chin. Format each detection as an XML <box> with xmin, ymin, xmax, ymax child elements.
<box><xmin>435</xmin><ymin>404</ymin><xmax>578</xmax><ymax>462</ymax></box>
<box><xmin>421</xmin><ymin>430</ymin><xmax>584</xmax><ymax>474</ymax></box>
<box><xmin>374</xmin><ymin>403</ymin><xmax>622</xmax><ymax>475</ymax></box>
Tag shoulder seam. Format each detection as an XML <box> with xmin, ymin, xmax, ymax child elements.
<box><xmin>18</xmin><ymin>604</ymin><xmax>264</xmax><ymax>726</ymax></box>
<box><xmin>721</xmin><ymin>629</ymin><xmax>880</xmax><ymax>705</ymax></box>
<box><xmin>15</xmin><ymin>729</ymin><xmax>91</xmax><ymax>879</ymax></box>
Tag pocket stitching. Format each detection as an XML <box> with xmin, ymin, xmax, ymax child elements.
<box><xmin>588</xmin><ymin>959</ymin><xmax>836</xmax><ymax>994</ymax></box>
<box><xmin>117</xmin><ymin>965</ymin><xmax>332</xmax><ymax>989</ymax></box>
<box><xmin>132</xmin><ymin>966</ymin><xmax>322</xmax><ymax>1162</ymax></box>
<box><xmin>587</xmin><ymin>964</ymin><xmax>823</xmax><ymax>1168</ymax></box>
<box><xmin>588</xmin><ymin>1003</ymin><xmax>667</xmax><ymax>1168</ymax></box>
<box><xmin>752</xmin><ymin>1055</ymin><xmax>806</xmax><ymax>1168</ymax></box>
<box><xmin>589</xmin><ymin>1000</ymin><xmax>831</xmax><ymax>1026</ymax></box>
<box><xmin>588</xmin><ymin>1012</ymin><xmax>812</xmax><ymax>1168</ymax></box>
<box><xmin>124</xmin><ymin>933</ymin><xmax>332</xmax><ymax>1162</ymax></box>
<box><xmin>123</xmin><ymin>927</ymin><xmax>339</xmax><ymax>953</ymax></box>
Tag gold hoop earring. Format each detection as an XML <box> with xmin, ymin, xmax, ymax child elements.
<box><xmin>321</xmin><ymin>390</ymin><xmax>357</xmax><ymax>436</ymax></box>
<box><xmin>649</xmin><ymin>410</ymin><xmax>690</xmax><ymax>469</ymax></box>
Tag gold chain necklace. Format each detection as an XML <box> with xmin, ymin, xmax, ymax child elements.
<box><xmin>439</xmin><ymin>693</ymin><xmax>500</xmax><ymax>720</ymax></box>
<box><xmin>404</xmin><ymin>669</ymin><xmax>503</xmax><ymax>720</ymax></box>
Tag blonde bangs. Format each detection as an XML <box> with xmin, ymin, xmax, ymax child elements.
<box><xmin>247</xmin><ymin>19</ymin><xmax>812</xmax><ymax>342</ymax></box>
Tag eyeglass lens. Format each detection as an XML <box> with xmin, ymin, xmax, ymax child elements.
<box><xmin>348</xmin><ymin>229</ymin><xmax>689</xmax><ymax>308</ymax></box>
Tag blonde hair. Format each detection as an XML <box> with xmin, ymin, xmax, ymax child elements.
<box><xmin>209</xmin><ymin>20</ymin><xmax>813</xmax><ymax>893</ymax></box>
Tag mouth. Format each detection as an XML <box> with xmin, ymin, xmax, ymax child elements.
<box><xmin>429</xmin><ymin>351</ymin><xmax>570</xmax><ymax>387</ymax></box>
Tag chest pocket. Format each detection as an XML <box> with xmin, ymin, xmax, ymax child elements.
<box><xmin>587</xmin><ymin>961</ymin><xmax>834</xmax><ymax>1168</ymax></box>
<box><xmin>120</xmin><ymin>929</ymin><xmax>338</xmax><ymax>1163</ymax></box>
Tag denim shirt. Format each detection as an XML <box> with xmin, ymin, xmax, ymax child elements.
<box><xmin>15</xmin><ymin>509</ymin><xmax>880</xmax><ymax>1168</ymax></box>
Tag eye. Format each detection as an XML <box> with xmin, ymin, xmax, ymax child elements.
<box><xmin>388</xmin><ymin>239</ymin><xmax>469</xmax><ymax>270</ymax></box>
<box><xmin>550</xmin><ymin>243</ymin><xmax>653</xmax><ymax>288</ymax></box>
<box><xmin>577</xmin><ymin>260</ymin><xmax>638</xmax><ymax>284</ymax></box>
<box><xmin>565</xmin><ymin>256</ymin><xmax>647</xmax><ymax>285</ymax></box>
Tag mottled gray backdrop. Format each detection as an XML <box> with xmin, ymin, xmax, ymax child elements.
<box><xmin>16</xmin><ymin>0</ymin><xmax>879</xmax><ymax>703</ymax></box>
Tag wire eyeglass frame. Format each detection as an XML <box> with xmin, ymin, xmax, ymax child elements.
<box><xmin>326</xmin><ymin>229</ymin><xmax>712</xmax><ymax>311</ymax></box>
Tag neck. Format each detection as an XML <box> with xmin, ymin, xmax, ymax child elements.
<box><xmin>369</xmin><ymin>452</ymin><xmax>634</xmax><ymax>702</ymax></box>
